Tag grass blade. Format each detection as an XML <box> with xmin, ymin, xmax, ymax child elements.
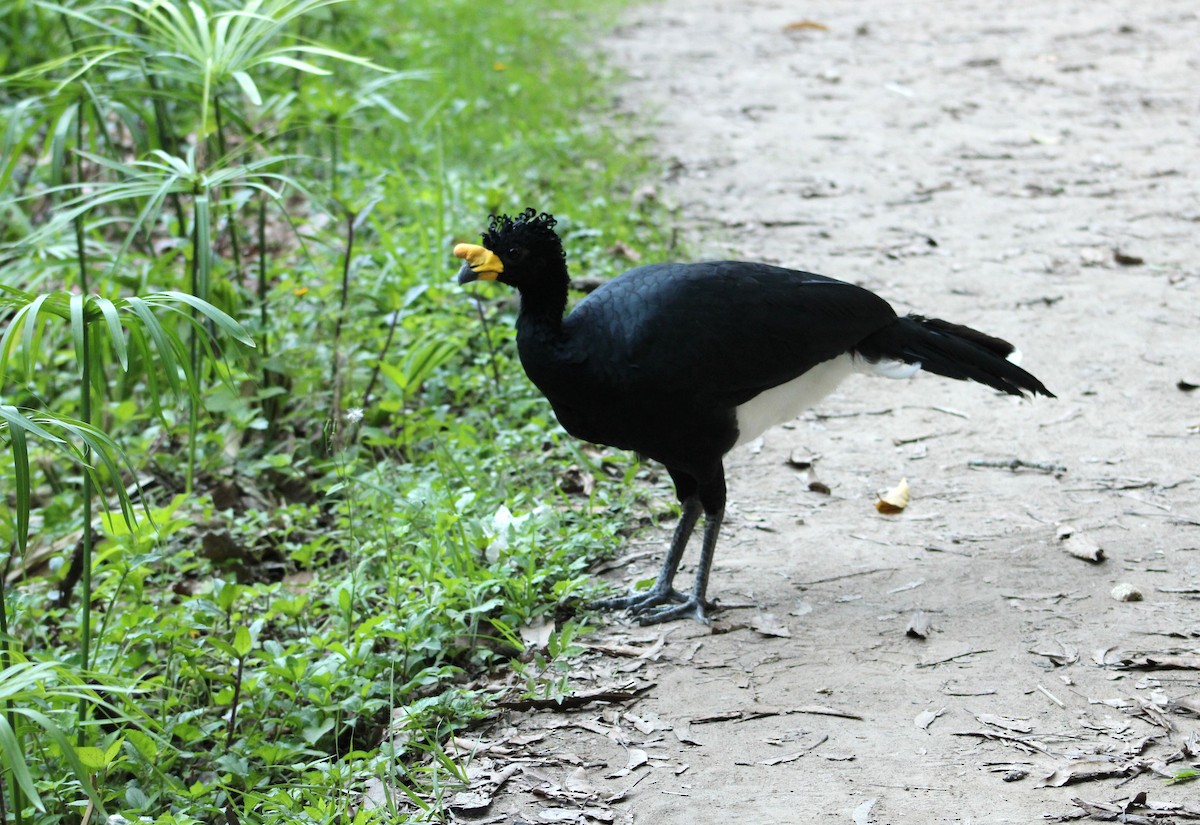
<box><xmin>92</xmin><ymin>296</ymin><xmax>128</xmax><ymax>371</ymax></box>
<box><xmin>0</xmin><ymin>712</ymin><xmax>45</xmax><ymax>812</ymax></box>
<box><xmin>0</xmin><ymin>406</ymin><xmax>33</xmax><ymax>555</ymax></box>
<box><xmin>151</xmin><ymin>291</ymin><xmax>256</xmax><ymax>347</ymax></box>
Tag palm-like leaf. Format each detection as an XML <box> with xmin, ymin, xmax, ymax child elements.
<box><xmin>47</xmin><ymin>0</ymin><xmax>385</xmax><ymax>137</ymax></box>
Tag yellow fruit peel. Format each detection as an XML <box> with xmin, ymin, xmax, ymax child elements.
<box><xmin>875</xmin><ymin>477</ymin><xmax>910</xmax><ymax>515</ymax></box>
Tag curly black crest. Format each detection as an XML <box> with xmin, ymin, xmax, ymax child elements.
<box><xmin>482</xmin><ymin>207</ymin><xmax>561</xmax><ymax>254</ymax></box>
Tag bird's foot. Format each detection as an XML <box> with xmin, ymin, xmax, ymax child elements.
<box><xmin>636</xmin><ymin>596</ymin><xmax>710</xmax><ymax>626</ymax></box>
<box><xmin>591</xmin><ymin>587</ymin><xmax>687</xmax><ymax>614</ymax></box>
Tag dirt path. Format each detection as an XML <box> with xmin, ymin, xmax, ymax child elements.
<box><xmin>474</xmin><ymin>2</ymin><xmax>1200</xmax><ymax>822</ymax></box>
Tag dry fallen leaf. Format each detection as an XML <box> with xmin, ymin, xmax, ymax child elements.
<box><xmin>564</xmin><ymin>767</ymin><xmax>597</xmax><ymax>798</ymax></box>
<box><xmin>1039</xmin><ymin>759</ymin><xmax>1132</xmax><ymax>787</ymax></box>
<box><xmin>361</xmin><ymin>777</ymin><xmax>396</xmax><ymax>810</ymax></box>
<box><xmin>852</xmin><ymin>798</ymin><xmax>877</xmax><ymax>825</ymax></box>
<box><xmin>622</xmin><ymin>712</ymin><xmax>666</xmax><ymax>735</ymax></box>
<box><xmin>751</xmin><ymin>613</ymin><xmax>792</xmax><ymax>638</ymax></box>
<box><xmin>1030</xmin><ymin>640</ymin><xmax>1079</xmax><ymax>667</ymax></box>
<box><xmin>625</xmin><ymin>748</ymin><xmax>648</xmax><ymax>770</ymax></box>
<box><xmin>673</xmin><ymin>719</ymin><xmax>702</xmax><ymax>746</ymax></box>
<box><xmin>520</xmin><ymin>619</ymin><xmax>555</xmax><ymax>649</ymax></box>
<box><xmin>875</xmin><ymin>477</ymin><xmax>910</xmax><ymax>514</ymax></box>
<box><xmin>787</xmin><ymin>450</ymin><xmax>831</xmax><ymax>494</ymax></box>
<box><xmin>557</xmin><ymin>464</ymin><xmax>595</xmax><ymax>496</ymax></box>
<box><xmin>447</xmin><ymin>790</ymin><xmax>492</xmax><ymax>812</ymax></box>
<box><xmin>976</xmin><ymin>713</ymin><xmax>1034</xmax><ymax>734</ymax></box>
<box><xmin>1114</xmin><ymin>652</ymin><xmax>1200</xmax><ymax>671</ymax></box>
<box><xmin>759</xmin><ymin>750</ymin><xmax>809</xmax><ymax>766</ymax></box>
<box><xmin>915</xmin><ymin>707</ymin><xmax>946</xmax><ymax>732</ymax></box>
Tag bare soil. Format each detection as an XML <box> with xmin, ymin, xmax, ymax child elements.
<box><xmin>465</xmin><ymin>1</ymin><xmax>1200</xmax><ymax>822</ymax></box>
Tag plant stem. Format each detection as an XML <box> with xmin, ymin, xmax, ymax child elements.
<box><xmin>361</xmin><ymin>305</ymin><xmax>400</xmax><ymax>411</ymax></box>
<box><xmin>213</xmin><ymin>95</ymin><xmax>243</xmax><ymax>288</ymax></box>
<box><xmin>257</xmin><ymin>194</ymin><xmax>277</xmax><ymax>436</ymax></box>
<box><xmin>473</xmin><ymin>297</ymin><xmax>503</xmax><ymax>395</ymax></box>
<box><xmin>186</xmin><ymin>188</ymin><xmax>209</xmax><ymax>495</ymax></box>
<box><xmin>329</xmin><ymin>115</ymin><xmax>340</xmax><ymax>196</ymax></box>
<box><xmin>328</xmin><ymin>208</ymin><xmax>356</xmax><ymax>428</ymax></box>
<box><xmin>73</xmin><ymin>112</ymin><xmax>94</xmax><ymax>742</ymax></box>
<box><xmin>0</xmin><ymin>547</ymin><xmax>19</xmax><ymax>825</ymax></box>
<box><xmin>225</xmin><ymin>656</ymin><xmax>245</xmax><ymax>749</ymax></box>
<box><xmin>139</xmin><ymin>54</ymin><xmax>188</xmax><ymax>237</ymax></box>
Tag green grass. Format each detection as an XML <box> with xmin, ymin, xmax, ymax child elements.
<box><xmin>0</xmin><ymin>0</ymin><xmax>674</xmax><ymax>821</ymax></box>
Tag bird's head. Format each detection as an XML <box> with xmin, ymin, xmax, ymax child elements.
<box><xmin>454</xmin><ymin>208</ymin><xmax>566</xmax><ymax>290</ymax></box>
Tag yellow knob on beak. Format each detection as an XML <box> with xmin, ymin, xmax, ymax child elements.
<box><xmin>454</xmin><ymin>243</ymin><xmax>503</xmax><ymax>284</ymax></box>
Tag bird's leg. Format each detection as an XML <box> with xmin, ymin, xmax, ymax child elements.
<box><xmin>637</xmin><ymin>505</ymin><xmax>724</xmax><ymax>625</ymax></box>
<box><xmin>591</xmin><ymin>496</ymin><xmax>702</xmax><ymax>613</ymax></box>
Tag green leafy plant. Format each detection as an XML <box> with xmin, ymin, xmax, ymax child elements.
<box><xmin>1</xmin><ymin>0</ymin><xmax>676</xmax><ymax>820</ymax></box>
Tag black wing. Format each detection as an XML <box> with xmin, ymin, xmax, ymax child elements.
<box><xmin>564</xmin><ymin>261</ymin><xmax>897</xmax><ymax>407</ymax></box>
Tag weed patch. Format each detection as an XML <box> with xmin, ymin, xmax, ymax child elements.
<box><xmin>0</xmin><ymin>0</ymin><xmax>671</xmax><ymax>820</ymax></box>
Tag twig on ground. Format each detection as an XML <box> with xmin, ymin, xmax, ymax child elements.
<box><xmin>916</xmin><ymin>649</ymin><xmax>994</xmax><ymax>668</ymax></box>
<box><xmin>968</xmin><ymin>458</ymin><xmax>1067</xmax><ymax>475</ymax></box>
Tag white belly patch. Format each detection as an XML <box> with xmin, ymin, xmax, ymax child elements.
<box><xmin>732</xmin><ymin>353</ymin><xmax>919</xmax><ymax>446</ymax></box>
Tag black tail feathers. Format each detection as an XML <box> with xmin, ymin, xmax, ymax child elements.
<box><xmin>857</xmin><ymin>314</ymin><xmax>1054</xmax><ymax>398</ymax></box>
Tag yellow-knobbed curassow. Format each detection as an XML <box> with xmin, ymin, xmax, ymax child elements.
<box><xmin>455</xmin><ymin>208</ymin><xmax>1053</xmax><ymax>624</ymax></box>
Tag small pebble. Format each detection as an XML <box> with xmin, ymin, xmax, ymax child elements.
<box><xmin>1110</xmin><ymin>583</ymin><xmax>1143</xmax><ymax>602</ymax></box>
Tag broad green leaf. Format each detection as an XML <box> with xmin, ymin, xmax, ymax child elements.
<box><xmin>377</xmin><ymin>361</ymin><xmax>409</xmax><ymax>392</ymax></box>
<box><xmin>233</xmin><ymin>625</ymin><xmax>252</xmax><ymax>658</ymax></box>
<box><xmin>76</xmin><ymin>745</ymin><xmax>107</xmax><ymax>770</ymax></box>
<box><xmin>125</xmin><ymin>729</ymin><xmax>157</xmax><ymax>762</ymax></box>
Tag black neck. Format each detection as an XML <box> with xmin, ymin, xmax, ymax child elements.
<box><xmin>515</xmin><ymin>269</ymin><xmax>570</xmax><ymax>331</ymax></box>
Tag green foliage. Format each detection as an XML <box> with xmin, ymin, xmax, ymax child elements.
<box><xmin>0</xmin><ymin>0</ymin><xmax>673</xmax><ymax>821</ymax></box>
<box><xmin>1169</xmin><ymin>768</ymin><xmax>1197</xmax><ymax>784</ymax></box>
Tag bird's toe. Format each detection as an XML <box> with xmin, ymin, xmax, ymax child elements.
<box><xmin>592</xmin><ymin>587</ymin><xmax>687</xmax><ymax>614</ymax></box>
<box><xmin>636</xmin><ymin>597</ymin><xmax>710</xmax><ymax>626</ymax></box>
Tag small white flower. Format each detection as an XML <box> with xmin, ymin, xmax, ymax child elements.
<box><xmin>345</xmin><ymin>407</ymin><xmax>364</xmax><ymax>424</ymax></box>
<box><xmin>485</xmin><ymin>505</ymin><xmax>533</xmax><ymax>562</ymax></box>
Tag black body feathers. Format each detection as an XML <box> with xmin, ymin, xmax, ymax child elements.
<box><xmin>457</xmin><ymin>209</ymin><xmax>1053</xmax><ymax>624</ymax></box>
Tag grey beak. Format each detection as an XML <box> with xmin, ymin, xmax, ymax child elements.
<box><xmin>456</xmin><ymin>263</ymin><xmax>479</xmax><ymax>285</ymax></box>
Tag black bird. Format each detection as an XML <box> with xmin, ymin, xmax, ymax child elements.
<box><xmin>455</xmin><ymin>208</ymin><xmax>1053</xmax><ymax>624</ymax></box>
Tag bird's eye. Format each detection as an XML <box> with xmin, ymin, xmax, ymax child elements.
<box><xmin>507</xmin><ymin>246</ymin><xmax>527</xmax><ymax>262</ymax></box>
